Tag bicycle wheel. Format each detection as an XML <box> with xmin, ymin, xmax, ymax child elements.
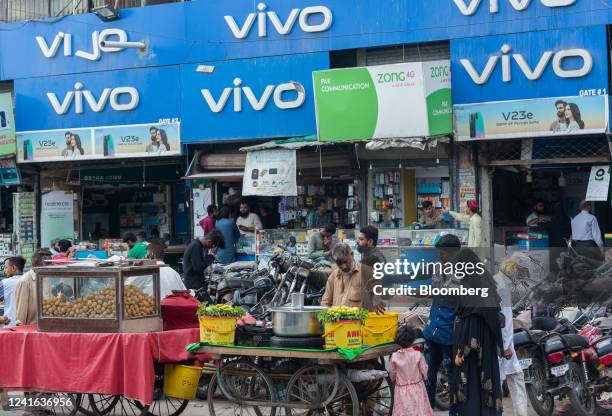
<box><xmin>208</xmin><ymin>360</ymin><xmax>277</xmax><ymax>416</ymax></box>
<box><xmin>86</xmin><ymin>395</ymin><xmax>148</xmax><ymax>416</ymax></box>
<box><xmin>285</xmin><ymin>365</ymin><xmax>358</xmax><ymax>416</ymax></box>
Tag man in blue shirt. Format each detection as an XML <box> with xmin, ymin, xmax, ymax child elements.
<box><xmin>215</xmin><ymin>205</ymin><xmax>241</xmax><ymax>264</ymax></box>
<box><xmin>306</xmin><ymin>198</ymin><xmax>332</xmax><ymax>229</ymax></box>
<box><xmin>423</xmin><ymin>234</ymin><xmax>461</xmax><ymax>415</ymax></box>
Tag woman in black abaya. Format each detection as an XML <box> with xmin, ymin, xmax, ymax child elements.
<box><xmin>450</xmin><ymin>249</ymin><xmax>504</xmax><ymax>416</ymax></box>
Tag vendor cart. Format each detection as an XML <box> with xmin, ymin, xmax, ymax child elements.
<box><xmin>192</xmin><ymin>344</ymin><xmax>399</xmax><ymax>416</ymax></box>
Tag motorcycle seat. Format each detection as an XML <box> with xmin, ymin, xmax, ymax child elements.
<box><xmin>217</xmin><ymin>279</ymin><xmax>254</xmax><ymax>292</ymax></box>
<box><xmin>544</xmin><ymin>334</ymin><xmax>589</xmax><ymax>353</ymax></box>
<box><xmin>513</xmin><ymin>330</ymin><xmax>545</xmax><ymax>347</ymax></box>
<box><xmin>223</xmin><ymin>261</ymin><xmax>256</xmax><ymax>272</ymax></box>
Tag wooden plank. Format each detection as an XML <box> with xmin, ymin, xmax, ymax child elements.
<box><xmin>193</xmin><ymin>344</ymin><xmax>399</xmax><ymax>362</ymax></box>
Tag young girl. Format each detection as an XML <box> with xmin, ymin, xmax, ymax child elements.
<box><xmin>389</xmin><ymin>325</ymin><xmax>433</xmax><ymax>416</ymax></box>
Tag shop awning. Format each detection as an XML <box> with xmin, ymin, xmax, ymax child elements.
<box><xmin>182</xmin><ymin>171</ymin><xmax>244</xmax><ymax>180</ymax></box>
<box><xmin>364</xmin><ymin>137</ymin><xmax>443</xmax><ymax>151</ymax></box>
<box><xmin>239</xmin><ymin>135</ymin><xmax>333</xmax><ymax>151</ymax></box>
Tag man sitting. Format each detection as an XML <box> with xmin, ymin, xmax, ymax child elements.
<box><xmin>147</xmin><ymin>242</ymin><xmax>186</xmax><ymax>298</ymax></box>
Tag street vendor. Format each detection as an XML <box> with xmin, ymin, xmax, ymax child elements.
<box><xmin>320</xmin><ymin>243</ymin><xmax>385</xmax><ymax>313</ymax></box>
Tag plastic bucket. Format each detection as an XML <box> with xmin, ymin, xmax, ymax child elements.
<box><xmin>163</xmin><ymin>364</ymin><xmax>202</xmax><ymax>400</ymax></box>
<box><xmin>199</xmin><ymin>316</ymin><xmax>237</xmax><ymax>346</ymax></box>
<box><xmin>362</xmin><ymin>312</ymin><xmax>399</xmax><ymax>346</ymax></box>
<box><xmin>323</xmin><ymin>320</ymin><xmax>362</xmax><ymax>350</ymax></box>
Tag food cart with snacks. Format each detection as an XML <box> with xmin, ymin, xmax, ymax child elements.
<box><xmin>0</xmin><ymin>263</ymin><xmax>203</xmax><ymax>416</ymax></box>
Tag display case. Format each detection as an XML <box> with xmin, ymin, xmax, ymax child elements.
<box><xmin>36</xmin><ymin>265</ymin><xmax>162</xmax><ymax>333</ymax></box>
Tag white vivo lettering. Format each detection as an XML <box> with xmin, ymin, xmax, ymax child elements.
<box><xmin>36</xmin><ymin>28</ymin><xmax>128</xmax><ymax>60</ymax></box>
<box><xmin>454</xmin><ymin>0</ymin><xmax>575</xmax><ymax>15</ymax></box>
<box><xmin>273</xmin><ymin>83</ymin><xmax>306</xmax><ymax>109</ymax></box>
<box><xmin>47</xmin><ymin>83</ymin><xmax>139</xmax><ymax>114</ymax></box>
<box><xmin>552</xmin><ymin>49</ymin><xmax>593</xmax><ymax>78</ymax></box>
<box><xmin>201</xmin><ymin>79</ymin><xmax>306</xmax><ymax>112</ymax></box>
<box><xmin>36</xmin><ymin>32</ymin><xmax>64</xmax><ymax>58</ymax></box>
<box><xmin>461</xmin><ymin>44</ymin><xmax>593</xmax><ymax>84</ymax></box>
<box><xmin>225</xmin><ymin>3</ymin><xmax>332</xmax><ymax>39</ymax></box>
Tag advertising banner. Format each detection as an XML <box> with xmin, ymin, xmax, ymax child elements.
<box><xmin>193</xmin><ymin>187</ymin><xmax>212</xmax><ymax>238</ymax></box>
<box><xmin>586</xmin><ymin>166</ymin><xmax>611</xmax><ymax>202</ymax></box>
<box><xmin>41</xmin><ymin>191</ymin><xmax>74</xmax><ymax>248</ymax></box>
<box><xmin>313</xmin><ymin>61</ymin><xmax>452</xmax><ymax>142</ymax></box>
<box><xmin>0</xmin><ymin>93</ymin><xmax>16</xmax><ymax>156</ymax></box>
<box><xmin>454</xmin><ymin>95</ymin><xmax>608</xmax><ymax>141</ymax></box>
<box><xmin>16</xmin><ymin>122</ymin><xmax>180</xmax><ymax>163</ymax></box>
<box><xmin>242</xmin><ymin>149</ymin><xmax>297</xmax><ymax>196</ymax></box>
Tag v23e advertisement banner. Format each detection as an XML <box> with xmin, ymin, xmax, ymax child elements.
<box><xmin>16</xmin><ymin>122</ymin><xmax>180</xmax><ymax>163</ymax></box>
<box><xmin>454</xmin><ymin>95</ymin><xmax>608</xmax><ymax>141</ymax></box>
<box><xmin>313</xmin><ymin>61</ymin><xmax>452</xmax><ymax>142</ymax></box>
<box><xmin>243</xmin><ymin>149</ymin><xmax>297</xmax><ymax>197</ymax></box>
<box><xmin>0</xmin><ymin>93</ymin><xmax>16</xmax><ymax>156</ymax></box>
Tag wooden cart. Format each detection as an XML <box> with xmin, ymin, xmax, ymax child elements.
<box><xmin>193</xmin><ymin>344</ymin><xmax>399</xmax><ymax>416</ymax></box>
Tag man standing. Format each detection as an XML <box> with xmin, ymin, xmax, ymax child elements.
<box><xmin>15</xmin><ymin>250</ymin><xmax>52</xmax><ymax>326</ymax></box>
<box><xmin>215</xmin><ymin>206</ymin><xmax>241</xmax><ymax>264</ymax></box>
<box><xmin>320</xmin><ymin>243</ymin><xmax>384</xmax><ymax>312</ymax></box>
<box><xmin>236</xmin><ymin>200</ymin><xmax>263</xmax><ymax>236</ymax></box>
<box><xmin>306</xmin><ymin>199</ymin><xmax>332</xmax><ymax>229</ymax></box>
<box><xmin>549</xmin><ymin>100</ymin><xmax>568</xmax><ymax>132</ymax></box>
<box><xmin>199</xmin><ymin>204</ymin><xmax>217</xmax><ymax>236</ymax></box>
<box><xmin>147</xmin><ymin>242</ymin><xmax>186</xmax><ymax>298</ymax></box>
<box><xmin>1</xmin><ymin>256</ymin><xmax>26</xmax><ymax>326</ymax></box>
<box><xmin>123</xmin><ymin>233</ymin><xmax>149</xmax><ymax>259</ymax></box>
<box><xmin>182</xmin><ymin>230</ymin><xmax>225</xmax><ymax>290</ymax></box>
<box><xmin>356</xmin><ymin>225</ymin><xmax>386</xmax><ymax>268</ymax></box>
<box><xmin>423</xmin><ymin>235</ymin><xmax>461</xmax><ymax>416</ymax></box>
<box><xmin>526</xmin><ymin>200</ymin><xmax>551</xmax><ymax>229</ymax></box>
<box><xmin>308</xmin><ymin>223</ymin><xmax>336</xmax><ymax>260</ymax></box>
<box><xmin>571</xmin><ymin>200</ymin><xmax>603</xmax><ymax>260</ymax></box>
<box><xmin>444</xmin><ymin>200</ymin><xmax>482</xmax><ymax>248</ymax></box>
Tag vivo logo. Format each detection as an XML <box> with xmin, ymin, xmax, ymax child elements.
<box><xmin>224</xmin><ymin>3</ymin><xmax>332</xmax><ymax>39</ymax></box>
<box><xmin>453</xmin><ymin>0</ymin><xmax>576</xmax><ymax>15</ymax></box>
<box><xmin>460</xmin><ymin>44</ymin><xmax>592</xmax><ymax>84</ymax></box>
<box><xmin>201</xmin><ymin>78</ymin><xmax>306</xmax><ymax>113</ymax></box>
<box><xmin>36</xmin><ymin>28</ymin><xmax>129</xmax><ymax>61</ymax></box>
<box><xmin>47</xmin><ymin>82</ymin><xmax>140</xmax><ymax>115</ymax></box>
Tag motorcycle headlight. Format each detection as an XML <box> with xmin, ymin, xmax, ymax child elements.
<box><xmin>297</xmin><ymin>267</ymin><xmax>310</xmax><ymax>279</ymax></box>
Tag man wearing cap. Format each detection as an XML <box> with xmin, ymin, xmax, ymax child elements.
<box><xmin>443</xmin><ymin>200</ymin><xmax>482</xmax><ymax>248</ymax></box>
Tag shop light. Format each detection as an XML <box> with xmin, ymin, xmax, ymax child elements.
<box><xmin>526</xmin><ymin>170</ymin><xmax>533</xmax><ymax>184</ymax></box>
<box><xmin>369</xmin><ymin>162</ymin><xmax>373</xmax><ymax>170</ymax></box>
<box><xmin>398</xmin><ymin>160</ymin><xmax>402</xmax><ymax>169</ymax></box>
<box><xmin>558</xmin><ymin>172</ymin><xmax>567</xmax><ymax>187</ymax></box>
<box><xmin>92</xmin><ymin>4</ymin><xmax>120</xmax><ymax>21</ymax></box>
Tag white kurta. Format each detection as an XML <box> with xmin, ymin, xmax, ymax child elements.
<box><xmin>494</xmin><ymin>272</ymin><xmax>522</xmax><ymax>378</ymax></box>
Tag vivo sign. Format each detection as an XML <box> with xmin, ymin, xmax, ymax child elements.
<box><xmin>36</xmin><ymin>28</ymin><xmax>131</xmax><ymax>61</ymax></box>
<box><xmin>453</xmin><ymin>0</ymin><xmax>576</xmax><ymax>15</ymax></box>
<box><xmin>202</xmin><ymin>78</ymin><xmax>305</xmax><ymax>112</ymax></box>
<box><xmin>47</xmin><ymin>82</ymin><xmax>139</xmax><ymax>114</ymax></box>
<box><xmin>460</xmin><ymin>44</ymin><xmax>592</xmax><ymax>84</ymax></box>
<box><xmin>224</xmin><ymin>3</ymin><xmax>333</xmax><ymax>39</ymax></box>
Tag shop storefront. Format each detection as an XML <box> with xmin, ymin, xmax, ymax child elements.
<box><xmin>451</xmin><ymin>25</ymin><xmax>612</xmax><ymax>272</ymax></box>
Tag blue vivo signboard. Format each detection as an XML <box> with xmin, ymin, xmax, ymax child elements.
<box><xmin>14</xmin><ymin>66</ymin><xmax>181</xmax><ymax>132</ymax></box>
<box><xmin>180</xmin><ymin>53</ymin><xmax>329</xmax><ymax>143</ymax></box>
<box><xmin>0</xmin><ymin>0</ymin><xmax>609</xmax><ymax>80</ymax></box>
<box><xmin>451</xmin><ymin>26</ymin><xmax>608</xmax><ymax>105</ymax></box>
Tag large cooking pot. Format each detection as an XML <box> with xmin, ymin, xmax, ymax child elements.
<box><xmin>270</xmin><ymin>306</ymin><xmax>326</xmax><ymax>337</ymax></box>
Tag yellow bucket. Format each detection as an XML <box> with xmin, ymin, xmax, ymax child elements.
<box><xmin>163</xmin><ymin>364</ymin><xmax>202</xmax><ymax>400</ymax></box>
<box><xmin>323</xmin><ymin>320</ymin><xmax>362</xmax><ymax>350</ymax></box>
<box><xmin>199</xmin><ymin>316</ymin><xmax>237</xmax><ymax>346</ymax></box>
<box><xmin>362</xmin><ymin>312</ymin><xmax>399</xmax><ymax>346</ymax></box>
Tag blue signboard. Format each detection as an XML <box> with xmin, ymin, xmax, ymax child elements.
<box><xmin>0</xmin><ymin>0</ymin><xmax>609</xmax><ymax>80</ymax></box>
<box><xmin>180</xmin><ymin>53</ymin><xmax>329</xmax><ymax>143</ymax></box>
<box><xmin>14</xmin><ymin>66</ymin><xmax>180</xmax><ymax>132</ymax></box>
<box><xmin>451</xmin><ymin>26</ymin><xmax>608</xmax><ymax>104</ymax></box>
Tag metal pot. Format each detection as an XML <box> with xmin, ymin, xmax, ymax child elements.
<box><xmin>270</xmin><ymin>306</ymin><xmax>326</xmax><ymax>337</ymax></box>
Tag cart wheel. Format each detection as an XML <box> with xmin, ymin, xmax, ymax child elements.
<box><xmin>285</xmin><ymin>365</ymin><xmax>359</xmax><ymax>416</ymax></box>
<box><xmin>29</xmin><ymin>392</ymin><xmax>82</xmax><ymax>416</ymax></box>
<box><xmin>353</xmin><ymin>361</ymin><xmax>394</xmax><ymax>416</ymax></box>
<box><xmin>208</xmin><ymin>360</ymin><xmax>277</xmax><ymax>416</ymax></box>
<box><xmin>133</xmin><ymin>364</ymin><xmax>189</xmax><ymax>416</ymax></box>
<box><xmin>85</xmin><ymin>395</ymin><xmax>148</xmax><ymax>416</ymax></box>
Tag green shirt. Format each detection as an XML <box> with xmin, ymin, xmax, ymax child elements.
<box><xmin>128</xmin><ymin>242</ymin><xmax>149</xmax><ymax>259</ymax></box>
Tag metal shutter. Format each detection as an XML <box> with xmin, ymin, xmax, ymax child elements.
<box><xmin>366</xmin><ymin>41</ymin><xmax>450</xmax><ymax>66</ymax></box>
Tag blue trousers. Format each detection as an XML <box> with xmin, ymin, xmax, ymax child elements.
<box><xmin>425</xmin><ymin>339</ymin><xmax>457</xmax><ymax>416</ymax></box>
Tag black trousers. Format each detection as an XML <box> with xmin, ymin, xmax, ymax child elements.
<box><xmin>573</xmin><ymin>240</ymin><xmax>603</xmax><ymax>261</ymax></box>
